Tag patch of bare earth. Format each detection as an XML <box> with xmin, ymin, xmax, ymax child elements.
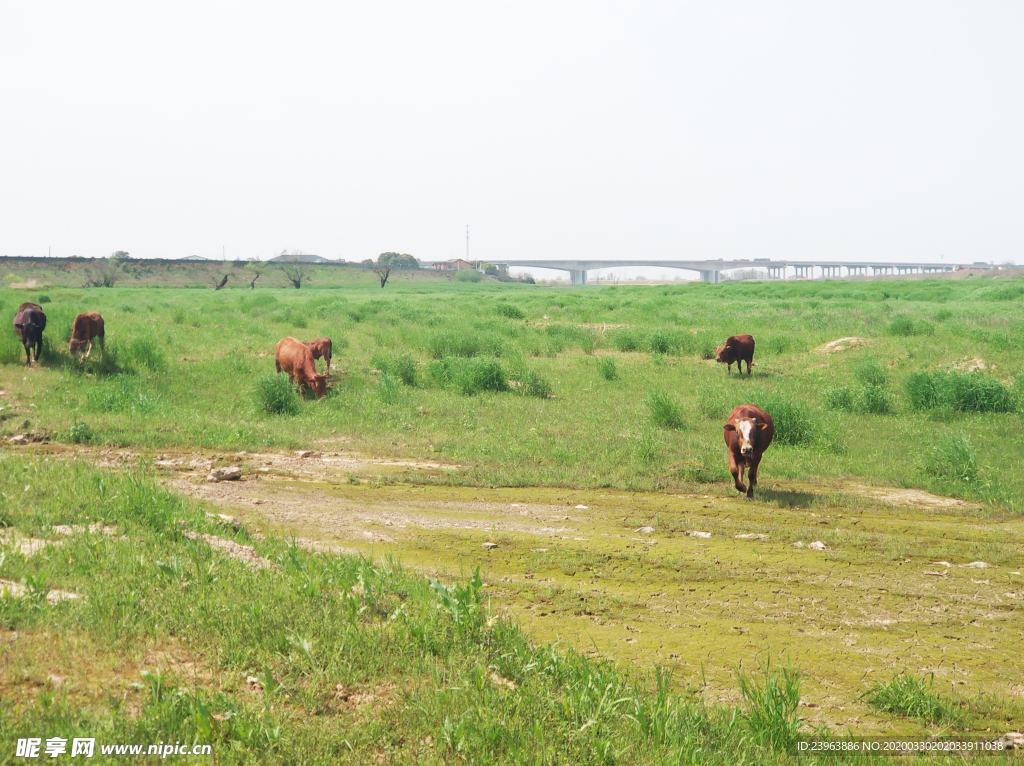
<box><xmin>181</xmin><ymin>531</ymin><xmax>277</xmax><ymax>571</ymax></box>
<box><xmin>817</xmin><ymin>337</ymin><xmax>869</xmax><ymax>354</ymax></box>
<box><xmin>847</xmin><ymin>483</ymin><xmax>980</xmax><ymax>510</ymax></box>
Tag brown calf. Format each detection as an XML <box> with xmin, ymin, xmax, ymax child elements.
<box><xmin>304</xmin><ymin>337</ymin><xmax>333</xmax><ymax>375</ymax></box>
<box><xmin>715</xmin><ymin>334</ymin><xmax>755</xmax><ymax>375</ymax></box>
<box><xmin>723</xmin><ymin>404</ymin><xmax>774</xmax><ymax>499</ymax></box>
<box><xmin>13</xmin><ymin>302</ymin><xmax>46</xmax><ymax>366</ymax></box>
<box><xmin>275</xmin><ymin>337</ymin><xmax>327</xmax><ymax>400</ymax></box>
<box><xmin>69</xmin><ymin>312</ymin><xmax>105</xmax><ymax>360</ymax></box>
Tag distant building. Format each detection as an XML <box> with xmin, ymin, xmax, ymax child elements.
<box><xmin>268</xmin><ymin>253</ymin><xmax>333</xmax><ymax>264</ymax></box>
<box><xmin>180</xmin><ymin>255</ymin><xmax>209</xmax><ymax>261</ymax></box>
<box><xmin>430</xmin><ymin>258</ymin><xmax>474</xmax><ymax>271</ymax></box>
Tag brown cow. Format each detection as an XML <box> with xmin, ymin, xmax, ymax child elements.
<box><xmin>69</xmin><ymin>312</ymin><xmax>105</xmax><ymax>360</ymax></box>
<box><xmin>304</xmin><ymin>337</ymin><xmax>332</xmax><ymax>375</ymax></box>
<box><xmin>275</xmin><ymin>337</ymin><xmax>327</xmax><ymax>400</ymax></box>
<box><xmin>715</xmin><ymin>334</ymin><xmax>755</xmax><ymax>375</ymax></box>
<box><xmin>723</xmin><ymin>404</ymin><xmax>774</xmax><ymax>499</ymax></box>
<box><xmin>13</xmin><ymin>302</ymin><xmax>46</xmax><ymax>366</ymax></box>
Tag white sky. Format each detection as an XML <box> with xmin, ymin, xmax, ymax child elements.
<box><xmin>1</xmin><ymin>2</ymin><xmax>1021</xmax><ymax>265</ymax></box>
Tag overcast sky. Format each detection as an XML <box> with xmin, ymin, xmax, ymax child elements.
<box><xmin>1</xmin><ymin>2</ymin><xmax>1021</xmax><ymax>266</ymax></box>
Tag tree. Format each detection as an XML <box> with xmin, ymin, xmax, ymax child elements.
<box><xmin>112</xmin><ymin>250</ymin><xmax>130</xmax><ymax>260</ymax></box>
<box><xmin>214</xmin><ymin>274</ymin><xmax>229</xmax><ymax>290</ymax></box>
<box><xmin>372</xmin><ymin>265</ymin><xmax>392</xmax><ymax>288</ymax></box>
<box><xmin>377</xmin><ymin>252</ymin><xmax>419</xmax><ymax>269</ymax></box>
<box><xmin>245</xmin><ymin>260</ymin><xmax>262</xmax><ymax>290</ymax></box>
<box><xmin>84</xmin><ymin>256</ymin><xmax>123</xmax><ymax>287</ymax></box>
<box><xmin>281</xmin><ymin>262</ymin><xmax>311</xmax><ymax>288</ymax></box>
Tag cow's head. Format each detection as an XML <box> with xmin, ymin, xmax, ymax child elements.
<box><xmin>311</xmin><ymin>374</ymin><xmax>328</xmax><ymax>400</ymax></box>
<box><xmin>714</xmin><ymin>343</ymin><xmax>731</xmax><ymax>363</ymax></box>
<box><xmin>69</xmin><ymin>338</ymin><xmax>86</xmax><ymax>354</ymax></box>
<box><xmin>724</xmin><ymin>418</ymin><xmax>768</xmax><ymax>457</ymax></box>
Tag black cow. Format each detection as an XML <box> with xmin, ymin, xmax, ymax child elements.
<box><xmin>13</xmin><ymin>302</ymin><xmax>46</xmax><ymax>366</ymax></box>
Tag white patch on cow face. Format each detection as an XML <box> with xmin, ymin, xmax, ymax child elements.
<box><xmin>737</xmin><ymin>419</ymin><xmax>754</xmax><ymax>456</ymax></box>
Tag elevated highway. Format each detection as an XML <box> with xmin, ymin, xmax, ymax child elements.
<box><xmin>494</xmin><ymin>259</ymin><xmax>983</xmax><ymax>285</ymax></box>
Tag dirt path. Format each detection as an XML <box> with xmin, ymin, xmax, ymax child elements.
<box><xmin>15</xmin><ymin>443</ymin><xmax>1024</xmax><ymax>732</ymax></box>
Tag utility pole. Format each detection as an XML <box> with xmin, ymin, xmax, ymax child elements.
<box><xmin>466</xmin><ymin>225</ymin><xmax>470</xmax><ymax>263</ymax></box>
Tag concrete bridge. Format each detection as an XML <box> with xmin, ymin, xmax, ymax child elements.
<box><xmin>495</xmin><ymin>259</ymin><xmax>983</xmax><ymax>285</ymax></box>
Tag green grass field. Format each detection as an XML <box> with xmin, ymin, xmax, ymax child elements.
<box><xmin>2</xmin><ymin>266</ymin><xmax>1023</xmax><ymax>762</ymax></box>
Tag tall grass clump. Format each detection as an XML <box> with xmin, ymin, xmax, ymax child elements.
<box><xmin>516</xmin><ymin>369</ymin><xmax>552</xmax><ymax>398</ymax></box>
<box><xmin>370</xmin><ymin>351</ymin><xmax>417</xmax><ymax>386</ymax></box>
<box><xmin>750</xmin><ymin>393</ymin><xmax>825</xmax><ymax>448</ymax></box>
<box><xmin>854</xmin><ymin>358</ymin><xmax>895</xmax><ymax>414</ymax></box>
<box><xmin>254</xmin><ymin>373</ymin><xmax>299</xmax><ymax>415</ymax></box>
<box><xmin>647</xmin><ymin>389</ymin><xmax>686</xmax><ymax>430</ymax></box>
<box><xmin>860</xmin><ymin>673</ymin><xmax>964</xmax><ymax>727</ymax></box>
<box><xmin>122</xmin><ymin>335</ymin><xmax>167</xmax><ymax>373</ymax></box>
<box><xmin>888</xmin><ymin>315</ymin><xmax>933</xmax><ymax>337</ymax></box>
<box><xmin>87</xmin><ymin>375</ymin><xmax>160</xmax><ymax>415</ymax></box>
<box><xmin>425</xmin><ymin>357</ymin><xmax>509</xmax><ymax>396</ymax></box>
<box><xmin>904</xmin><ymin>371</ymin><xmax>1018</xmax><ymax>413</ymax></box>
<box><xmin>427</xmin><ymin>329</ymin><xmax>504</xmax><ymax>359</ymax></box>
<box><xmin>496</xmin><ymin>302</ymin><xmax>525</xmax><ymax>320</ymax></box>
<box><xmin>736</xmin><ymin>657</ymin><xmax>803</xmax><ymax>753</ymax></box>
<box><xmin>610</xmin><ymin>328</ymin><xmax>646</xmax><ymax>352</ymax></box>
<box><xmin>596</xmin><ymin>357</ymin><xmax>617</xmax><ymax>381</ymax></box>
<box><xmin>923</xmin><ymin>433</ymin><xmax>978</xmax><ymax>482</ymax></box>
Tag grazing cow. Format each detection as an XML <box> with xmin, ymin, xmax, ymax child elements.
<box><xmin>723</xmin><ymin>404</ymin><xmax>774</xmax><ymax>499</ymax></box>
<box><xmin>715</xmin><ymin>334</ymin><xmax>755</xmax><ymax>375</ymax></box>
<box><xmin>69</xmin><ymin>312</ymin><xmax>105</xmax><ymax>360</ymax></box>
<box><xmin>304</xmin><ymin>337</ymin><xmax>333</xmax><ymax>375</ymax></box>
<box><xmin>275</xmin><ymin>337</ymin><xmax>327</xmax><ymax>399</ymax></box>
<box><xmin>13</xmin><ymin>302</ymin><xmax>46</xmax><ymax>366</ymax></box>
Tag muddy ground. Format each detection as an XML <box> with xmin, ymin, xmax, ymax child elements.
<box><xmin>17</xmin><ymin>444</ymin><xmax>1024</xmax><ymax>734</ymax></box>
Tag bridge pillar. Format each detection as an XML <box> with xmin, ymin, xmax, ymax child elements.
<box><xmin>570</xmin><ymin>269</ymin><xmax>587</xmax><ymax>285</ymax></box>
<box><xmin>700</xmin><ymin>270</ymin><xmax>720</xmax><ymax>283</ymax></box>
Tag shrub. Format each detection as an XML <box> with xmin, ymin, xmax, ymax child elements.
<box><xmin>860</xmin><ymin>673</ymin><xmax>963</xmax><ymax>727</ymax></box>
<box><xmin>455</xmin><ymin>270</ymin><xmax>481</xmax><ymax>283</ymax></box>
<box><xmin>65</xmin><ymin>421</ymin><xmax>96</xmax><ymax>444</ymax></box>
<box><xmin>923</xmin><ymin>433</ymin><xmax>978</xmax><ymax>482</ymax></box>
<box><xmin>371</xmin><ymin>351</ymin><xmax>417</xmax><ymax>386</ymax></box>
<box><xmin>36</xmin><ymin>295</ymin><xmax>51</xmax><ymax>304</ymax></box>
<box><xmin>496</xmin><ymin>303</ymin><xmax>525</xmax><ymax>320</ymax></box>
<box><xmin>596</xmin><ymin>357</ymin><xmax>617</xmax><ymax>381</ymax></box>
<box><xmin>647</xmin><ymin>389</ymin><xmax>686</xmax><ymax>430</ymax></box>
<box><xmin>254</xmin><ymin>374</ymin><xmax>299</xmax><ymax>415</ymax></box>
<box><xmin>905</xmin><ymin>371</ymin><xmax>1017</xmax><ymax>413</ymax></box>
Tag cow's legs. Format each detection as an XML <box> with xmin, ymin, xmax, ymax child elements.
<box><xmin>727</xmin><ymin>362</ymin><xmax>732</xmax><ymax>375</ymax></box>
<box><xmin>729</xmin><ymin>451</ymin><xmax>746</xmax><ymax>494</ymax></box>
<box><xmin>34</xmin><ymin>338</ymin><xmax>42</xmax><ymax>362</ymax></box>
<box><xmin>84</xmin><ymin>339</ymin><xmax>94</xmax><ymax>359</ymax></box>
<box><xmin>746</xmin><ymin>454</ymin><xmax>762</xmax><ymax>499</ymax></box>
<box><xmin>324</xmin><ymin>355</ymin><xmax>331</xmax><ymax>375</ymax></box>
<box><xmin>97</xmin><ymin>335</ymin><xmax>105</xmax><ymax>359</ymax></box>
<box><xmin>24</xmin><ymin>343</ymin><xmax>31</xmax><ymax>366</ymax></box>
